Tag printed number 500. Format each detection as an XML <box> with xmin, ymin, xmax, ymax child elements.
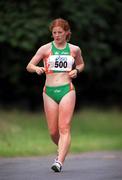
<box><xmin>55</xmin><ymin>61</ymin><xmax>67</xmax><ymax>68</ymax></box>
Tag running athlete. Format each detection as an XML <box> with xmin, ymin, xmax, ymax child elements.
<box><xmin>26</xmin><ymin>18</ymin><xmax>85</xmax><ymax>172</ymax></box>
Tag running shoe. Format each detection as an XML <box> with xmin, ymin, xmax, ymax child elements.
<box><xmin>51</xmin><ymin>161</ymin><xmax>62</xmax><ymax>172</ymax></box>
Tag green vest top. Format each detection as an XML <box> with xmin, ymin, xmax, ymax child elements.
<box><xmin>51</xmin><ymin>41</ymin><xmax>70</xmax><ymax>55</ymax></box>
<box><xmin>44</xmin><ymin>41</ymin><xmax>74</xmax><ymax>73</ymax></box>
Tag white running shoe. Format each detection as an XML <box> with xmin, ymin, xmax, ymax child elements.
<box><xmin>51</xmin><ymin>161</ymin><xmax>62</xmax><ymax>172</ymax></box>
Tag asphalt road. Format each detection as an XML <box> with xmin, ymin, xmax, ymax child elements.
<box><xmin>0</xmin><ymin>151</ymin><xmax>122</xmax><ymax>180</ymax></box>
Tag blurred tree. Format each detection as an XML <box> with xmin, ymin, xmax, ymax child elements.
<box><xmin>0</xmin><ymin>0</ymin><xmax>122</xmax><ymax>109</ymax></box>
<box><xmin>60</xmin><ymin>0</ymin><xmax>122</xmax><ymax>106</ymax></box>
<box><xmin>0</xmin><ymin>0</ymin><xmax>51</xmax><ymax>110</ymax></box>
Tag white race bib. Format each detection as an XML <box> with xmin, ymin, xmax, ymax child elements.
<box><xmin>47</xmin><ymin>55</ymin><xmax>74</xmax><ymax>71</ymax></box>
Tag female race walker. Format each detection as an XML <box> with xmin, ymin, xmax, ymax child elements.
<box><xmin>26</xmin><ymin>18</ymin><xmax>85</xmax><ymax>172</ymax></box>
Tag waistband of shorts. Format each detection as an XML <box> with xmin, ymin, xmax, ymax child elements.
<box><xmin>43</xmin><ymin>82</ymin><xmax>74</xmax><ymax>92</ymax></box>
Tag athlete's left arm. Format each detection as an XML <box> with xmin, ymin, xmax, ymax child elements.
<box><xmin>69</xmin><ymin>46</ymin><xmax>85</xmax><ymax>78</ymax></box>
<box><xmin>75</xmin><ymin>46</ymin><xmax>85</xmax><ymax>73</ymax></box>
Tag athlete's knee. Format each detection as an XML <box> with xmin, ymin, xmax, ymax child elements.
<box><xmin>59</xmin><ymin>125</ymin><xmax>70</xmax><ymax>135</ymax></box>
<box><xmin>49</xmin><ymin>130</ymin><xmax>59</xmax><ymax>145</ymax></box>
<box><xmin>49</xmin><ymin>129</ymin><xmax>59</xmax><ymax>139</ymax></box>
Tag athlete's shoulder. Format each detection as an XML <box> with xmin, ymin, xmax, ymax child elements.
<box><xmin>69</xmin><ymin>43</ymin><xmax>81</xmax><ymax>49</ymax></box>
<box><xmin>36</xmin><ymin>42</ymin><xmax>51</xmax><ymax>54</ymax></box>
<box><xmin>68</xmin><ymin>43</ymin><xmax>81</xmax><ymax>53</ymax></box>
<box><xmin>39</xmin><ymin>42</ymin><xmax>51</xmax><ymax>50</ymax></box>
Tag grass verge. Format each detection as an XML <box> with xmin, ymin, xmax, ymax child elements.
<box><xmin>0</xmin><ymin>108</ymin><xmax>122</xmax><ymax>157</ymax></box>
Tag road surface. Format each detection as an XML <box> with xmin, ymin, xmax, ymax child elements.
<box><xmin>0</xmin><ymin>151</ymin><xmax>122</xmax><ymax>180</ymax></box>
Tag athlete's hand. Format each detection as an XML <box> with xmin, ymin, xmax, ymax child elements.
<box><xmin>35</xmin><ymin>67</ymin><xmax>45</xmax><ymax>75</ymax></box>
<box><xmin>68</xmin><ymin>69</ymin><xmax>77</xmax><ymax>78</ymax></box>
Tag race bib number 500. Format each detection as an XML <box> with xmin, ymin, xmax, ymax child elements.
<box><xmin>48</xmin><ymin>55</ymin><xmax>74</xmax><ymax>71</ymax></box>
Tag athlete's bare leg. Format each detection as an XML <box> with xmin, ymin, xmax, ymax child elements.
<box><xmin>58</xmin><ymin>90</ymin><xmax>76</xmax><ymax>164</ymax></box>
<box><xmin>43</xmin><ymin>90</ymin><xmax>76</xmax><ymax>164</ymax></box>
<box><xmin>43</xmin><ymin>93</ymin><xmax>59</xmax><ymax>145</ymax></box>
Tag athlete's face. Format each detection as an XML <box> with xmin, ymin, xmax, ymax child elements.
<box><xmin>52</xmin><ymin>26</ymin><xmax>67</xmax><ymax>44</ymax></box>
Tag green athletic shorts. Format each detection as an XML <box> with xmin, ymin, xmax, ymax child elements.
<box><xmin>43</xmin><ymin>83</ymin><xmax>74</xmax><ymax>104</ymax></box>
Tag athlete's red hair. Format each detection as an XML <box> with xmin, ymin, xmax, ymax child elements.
<box><xmin>49</xmin><ymin>18</ymin><xmax>71</xmax><ymax>41</ymax></box>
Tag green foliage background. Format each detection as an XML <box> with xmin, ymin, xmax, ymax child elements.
<box><xmin>0</xmin><ymin>0</ymin><xmax>122</xmax><ymax>110</ymax></box>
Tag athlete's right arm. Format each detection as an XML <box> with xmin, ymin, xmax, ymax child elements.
<box><xmin>26</xmin><ymin>46</ymin><xmax>45</xmax><ymax>75</ymax></box>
